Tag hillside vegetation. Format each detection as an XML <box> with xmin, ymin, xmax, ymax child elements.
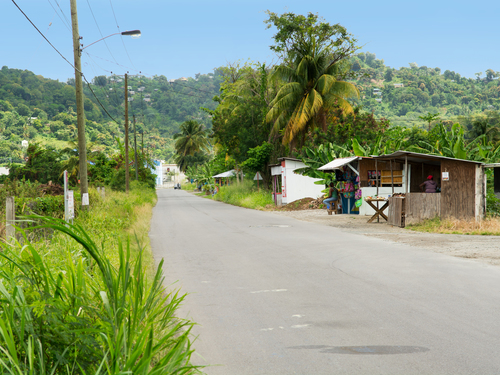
<box><xmin>0</xmin><ymin>65</ymin><xmax>221</xmax><ymax>161</ymax></box>
<box><xmin>350</xmin><ymin>52</ymin><xmax>500</xmax><ymax>128</ymax></box>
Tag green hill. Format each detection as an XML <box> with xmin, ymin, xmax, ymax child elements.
<box><xmin>349</xmin><ymin>52</ymin><xmax>500</xmax><ymax>127</ymax></box>
<box><xmin>0</xmin><ymin>66</ymin><xmax>221</xmax><ymax>162</ymax></box>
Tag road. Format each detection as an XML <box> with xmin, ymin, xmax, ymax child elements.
<box><xmin>150</xmin><ymin>189</ymin><xmax>500</xmax><ymax>375</ymax></box>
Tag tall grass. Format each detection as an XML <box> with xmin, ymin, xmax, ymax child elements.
<box><xmin>213</xmin><ymin>180</ymin><xmax>273</xmax><ymax>209</ymax></box>
<box><xmin>0</xmin><ymin>217</ymin><xmax>200</xmax><ymax>374</ymax></box>
<box><xmin>0</xmin><ymin>183</ymin><xmax>202</xmax><ymax>374</ymax></box>
<box><xmin>408</xmin><ymin>216</ymin><xmax>500</xmax><ymax>235</ymax></box>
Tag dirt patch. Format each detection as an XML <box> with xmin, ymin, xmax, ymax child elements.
<box><xmin>270</xmin><ymin>209</ymin><xmax>500</xmax><ymax>267</ymax></box>
<box><xmin>269</xmin><ymin>197</ymin><xmax>325</xmax><ymax>212</ymax></box>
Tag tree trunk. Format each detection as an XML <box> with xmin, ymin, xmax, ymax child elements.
<box><xmin>319</xmin><ymin>109</ymin><xmax>328</xmax><ymax>133</ymax></box>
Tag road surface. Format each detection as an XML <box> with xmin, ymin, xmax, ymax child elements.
<box><xmin>150</xmin><ymin>189</ymin><xmax>500</xmax><ymax>375</ymax></box>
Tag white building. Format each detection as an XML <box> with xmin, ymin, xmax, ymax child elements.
<box><xmin>270</xmin><ymin>157</ymin><xmax>325</xmax><ymax>206</ymax></box>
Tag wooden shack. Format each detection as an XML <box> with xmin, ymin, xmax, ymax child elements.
<box><xmin>373</xmin><ymin>151</ymin><xmax>486</xmax><ymax>225</ymax></box>
<box><xmin>318</xmin><ymin>156</ymin><xmax>407</xmax><ymax>215</ymax></box>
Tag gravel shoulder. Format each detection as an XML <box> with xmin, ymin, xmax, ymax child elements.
<box><xmin>269</xmin><ymin>209</ymin><xmax>500</xmax><ymax>266</ymax></box>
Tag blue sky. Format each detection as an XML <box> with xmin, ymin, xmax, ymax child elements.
<box><xmin>3</xmin><ymin>0</ymin><xmax>500</xmax><ymax>83</ymax></box>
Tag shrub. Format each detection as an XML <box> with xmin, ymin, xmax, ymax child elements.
<box><xmin>0</xmin><ymin>217</ymin><xmax>200</xmax><ymax>374</ymax></box>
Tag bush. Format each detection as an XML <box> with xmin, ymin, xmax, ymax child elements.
<box><xmin>0</xmin><ymin>217</ymin><xmax>199</xmax><ymax>374</ymax></box>
<box><xmin>214</xmin><ymin>180</ymin><xmax>273</xmax><ymax>209</ymax></box>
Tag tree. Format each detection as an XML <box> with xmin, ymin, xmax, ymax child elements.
<box><xmin>384</xmin><ymin>69</ymin><xmax>394</xmax><ymax>82</ymax></box>
<box><xmin>419</xmin><ymin>112</ymin><xmax>440</xmax><ymax>132</ymax></box>
<box><xmin>173</xmin><ymin>120</ymin><xmax>210</xmax><ymax>157</ymax></box>
<box><xmin>265</xmin><ymin>11</ymin><xmax>359</xmax><ymax>149</ymax></box>
<box><xmin>264</xmin><ymin>11</ymin><xmax>358</xmax><ymax>67</ymax></box>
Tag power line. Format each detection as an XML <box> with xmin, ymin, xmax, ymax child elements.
<box><xmin>11</xmin><ymin>0</ymin><xmax>80</xmax><ymax>73</ymax></box>
<box><xmin>108</xmin><ymin>0</ymin><xmax>136</xmax><ymax>69</ymax></box>
<box><xmin>170</xmin><ymin>81</ymin><xmax>216</xmax><ymax>95</ymax></box>
<box><xmin>46</xmin><ymin>0</ymin><xmax>71</xmax><ymax>31</ymax></box>
<box><xmin>53</xmin><ymin>0</ymin><xmax>72</xmax><ymax>27</ymax></box>
<box><xmin>85</xmin><ymin>0</ymin><xmax>118</xmax><ymax>64</ymax></box>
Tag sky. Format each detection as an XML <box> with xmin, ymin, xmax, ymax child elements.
<box><xmin>3</xmin><ymin>0</ymin><xmax>500</xmax><ymax>83</ymax></box>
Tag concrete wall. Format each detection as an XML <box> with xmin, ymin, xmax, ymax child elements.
<box><xmin>281</xmin><ymin>160</ymin><xmax>324</xmax><ymax>204</ymax></box>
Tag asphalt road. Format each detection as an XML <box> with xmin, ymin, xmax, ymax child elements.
<box><xmin>150</xmin><ymin>189</ymin><xmax>500</xmax><ymax>375</ymax></box>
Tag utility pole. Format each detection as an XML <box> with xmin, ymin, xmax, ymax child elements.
<box><xmin>70</xmin><ymin>0</ymin><xmax>88</xmax><ymax>206</ymax></box>
<box><xmin>141</xmin><ymin>131</ymin><xmax>144</xmax><ymax>156</ymax></box>
<box><xmin>133</xmin><ymin>115</ymin><xmax>138</xmax><ymax>180</ymax></box>
<box><xmin>124</xmin><ymin>73</ymin><xmax>130</xmax><ymax>193</ymax></box>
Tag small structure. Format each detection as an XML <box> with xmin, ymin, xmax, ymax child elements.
<box><xmin>213</xmin><ymin>170</ymin><xmax>237</xmax><ymax>186</ymax></box>
<box><xmin>393</xmin><ymin>83</ymin><xmax>404</xmax><ymax>88</ymax></box>
<box><xmin>372</xmin><ymin>151</ymin><xmax>488</xmax><ymax>225</ymax></box>
<box><xmin>318</xmin><ymin>156</ymin><xmax>406</xmax><ymax>215</ymax></box>
<box><xmin>161</xmin><ymin>163</ymin><xmax>185</xmax><ymax>187</ymax></box>
<box><xmin>270</xmin><ymin>157</ymin><xmax>324</xmax><ymax>206</ymax></box>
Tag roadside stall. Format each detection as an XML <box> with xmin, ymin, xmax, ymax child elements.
<box><xmin>213</xmin><ymin>170</ymin><xmax>236</xmax><ymax>187</ymax></box>
<box><xmin>270</xmin><ymin>157</ymin><xmax>324</xmax><ymax>206</ymax></box>
<box><xmin>373</xmin><ymin>151</ymin><xmax>487</xmax><ymax>227</ymax></box>
<box><xmin>318</xmin><ymin>156</ymin><xmax>407</xmax><ymax>216</ymax></box>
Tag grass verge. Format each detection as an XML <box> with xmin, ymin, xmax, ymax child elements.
<box><xmin>408</xmin><ymin>216</ymin><xmax>500</xmax><ymax>235</ymax></box>
<box><xmin>212</xmin><ymin>180</ymin><xmax>273</xmax><ymax>210</ymax></box>
<box><xmin>0</xmin><ymin>183</ymin><xmax>202</xmax><ymax>374</ymax></box>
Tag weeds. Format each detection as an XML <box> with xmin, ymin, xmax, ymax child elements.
<box><xmin>213</xmin><ymin>180</ymin><xmax>273</xmax><ymax>209</ymax></box>
<box><xmin>0</xmin><ymin>216</ymin><xmax>200</xmax><ymax>375</ymax></box>
<box><xmin>408</xmin><ymin>216</ymin><xmax>500</xmax><ymax>235</ymax></box>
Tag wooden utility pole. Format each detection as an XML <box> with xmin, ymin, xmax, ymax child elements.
<box><xmin>133</xmin><ymin>115</ymin><xmax>138</xmax><ymax>180</ymax></box>
<box><xmin>124</xmin><ymin>73</ymin><xmax>130</xmax><ymax>193</ymax></box>
<box><xmin>70</xmin><ymin>0</ymin><xmax>88</xmax><ymax>206</ymax></box>
<box><xmin>141</xmin><ymin>132</ymin><xmax>144</xmax><ymax>156</ymax></box>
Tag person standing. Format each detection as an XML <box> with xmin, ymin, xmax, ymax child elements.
<box><xmin>419</xmin><ymin>175</ymin><xmax>438</xmax><ymax>193</ymax></box>
<box><xmin>324</xmin><ymin>182</ymin><xmax>339</xmax><ymax>215</ymax></box>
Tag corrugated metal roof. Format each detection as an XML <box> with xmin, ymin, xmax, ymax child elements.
<box><xmin>213</xmin><ymin>170</ymin><xmax>236</xmax><ymax>178</ymax></box>
<box><xmin>373</xmin><ymin>151</ymin><xmax>483</xmax><ymax>165</ymax></box>
<box><xmin>318</xmin><ymin>156</ymin><xmax>360</xmax><ymax>171</ymax></box>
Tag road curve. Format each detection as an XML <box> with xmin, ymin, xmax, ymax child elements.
<box><xmin>150</xmin><ymin>189</ymin><xmax>500</xmax><ymax>375</ymax></box>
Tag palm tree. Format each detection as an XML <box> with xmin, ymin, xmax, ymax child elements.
<box><xmin>173</xmin><ymin>120</ymin><xmax>210</xmax><ymax>157</ymax></box>
<box><xmin>266</xmin><ymin>52</ymin><xmax>359</xmax><ymax>149</ymax></box>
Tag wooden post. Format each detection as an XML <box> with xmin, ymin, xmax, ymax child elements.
<box><xmin>124</xmin><ymin>73</ymin><xmax>130</xmax><ymax>194</ymax></box>
<box><xmin>6</xmin><ymin>197</ymin><xmax>15</xmax><ymax>241</ymax></box>
<box><xmin>405</xmin><ymin>155</ymin><xmax>408</xmax><ymax>194</ymax></box>
<box><xmin>375</xmin><ymin>159</ymin><xmax>379</xmax><ymax>196</ymax></box>
<box><xmin>390</xmin><ymin>159</ymin><xmax>394</xmax><ymax>195</ymax></box>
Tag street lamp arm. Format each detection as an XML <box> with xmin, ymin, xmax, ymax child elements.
<box><xmin>82</xmin><ymin>30</ymin><xmax>141</xmax><ymax>50</ymax></box>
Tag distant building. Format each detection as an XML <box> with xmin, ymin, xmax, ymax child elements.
<box><xmin>179</xmin><ymin>77</ymin><xmax>188</xmax><ymax>81</ymax></box>
<box><xmin>129</xmin><ymin>91</ymin><xmax>135</xmax><ymax>95</ymax></box>
<box><xmin>143</xmin><ymin>98</ymin><xmax>151</xmax><ymax>102</ymax></box>
<box><xmin>138</xmin><ymin>86</ymin><xmax>145</xmax><ymax>91</ymax></box>
<box><xmin>393</xmin><ymin>83</ymin><xmax>404</xmax><ymax>88</ymax></box>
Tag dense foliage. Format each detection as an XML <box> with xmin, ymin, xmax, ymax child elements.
<box><xmin>0</xmin><ymin>66</ymin><xmax>221</xmax><ymax>161</ymax></box>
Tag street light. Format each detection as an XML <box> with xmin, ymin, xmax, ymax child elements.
<box><xmin>82</xmin><ymin>30</ymin><xmax>141</xmax><ymax>50</ymax></box>
<box><xmin>70</xmin><ymin>0</ymin><xmax>140</xmax><ymax>206</ymax></box>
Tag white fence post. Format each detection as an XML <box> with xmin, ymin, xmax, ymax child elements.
<box><xmin>6</xmin><ymin>197</ymin><xmax>15</xmax><ymax>241</ymax></box>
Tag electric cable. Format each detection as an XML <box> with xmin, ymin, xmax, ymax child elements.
<box><xmin>53</xmin><ymin>0</ymin><xmax>72</xmax><ymax>28</ymax></box>
<box><xmin>108</xmin><ymin>0</ymin><xmax>136</xmax><ymax>69</ymax></box>
<box><xmin>85</xmin><ymin>0</ymin><xmax>119</xmax><ymax>64</ymax></box>
<box><xmin>46</xmin><ymin>0</ymin><xmax>71</xmax><ymax>31</ymax></box>
<box><xmin>11</xmin><ymin>0</ymin><xmax>81</xmax><ymax>73</ymax></box>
